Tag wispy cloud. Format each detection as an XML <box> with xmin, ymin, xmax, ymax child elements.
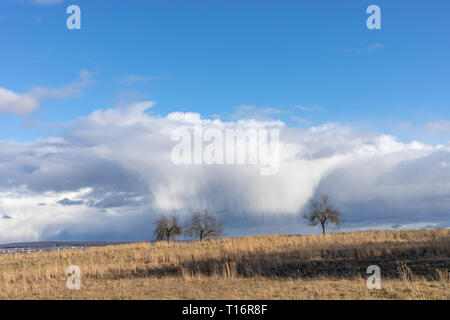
<box><xmin>0</xmin><ymin>88</ymin><xmax>40</xmax><ymax>115</ymax></box>
<box><xmin>117</xmin><ymin>74</ymin><xmax>171</xmax><ymax>86</ymax></box>
<box><xmin>363</xmin><ymin>43</ymin><xmax>385</xmax><ymax>53</ymax></box>
<box><xmin>30</xmin><ymin>0</ymin><xmax>63</xmax><ymax>5</ymax></box>
<box><xmin>424</xmin><ymin>120</ymin><xmax>450</xmax><ymax>133</ymax></box>
<box><xmin>396</xmin><ymin>121</ymin><xmax>413</xmax><ymax>132</ymax></box>
<box><xmin>290</xmin><ymin>116</ymin><xmax>309</xmax><ymax>124</ymax></box>
<box><xmin>342</xmin><ymin>43</ymin><xmax>385</xmax><ymax>54</ymax></box>
<box><xmin>294</xmin><ymin>105</ymin><xmax>323</xmax><ymax>112</ymax></box>
<box><xmin>230</xmin><ymin>105</ymin><xmax>288</xmax><ymax>121</ymax></box>
<box><xmin>0</xmin><ymin>70</ymin><xmax>95</xmax><ymax>116</ymax></box>
<box><xmin>29</xmin><ymin>69</ymin><xmax>95</xmax><ymax>100</ymax></box>
<box><xmin>222</xmin><ymin>104</ymin><xmax>322</xmax><ymax>123</ymax></box>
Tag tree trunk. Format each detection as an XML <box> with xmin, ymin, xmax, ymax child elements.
<box><xmin>321</xmin><ymin>223</ymin><xmax>326</xmax><ymax>235</ymax></box>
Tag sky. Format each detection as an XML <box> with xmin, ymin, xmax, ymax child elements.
<box><xmin>0</xmin><ymin>0</ymin><xmax>449</xmax><ymax>243</ymax></box>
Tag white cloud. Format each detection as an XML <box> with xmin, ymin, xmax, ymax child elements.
<box><xmin>290</xmin><ymin>116</ymin><xmax>309</xmax><ymax>124</ymax></box>
<box><xmin>342</xmin><ymin>43</ymin><xmax>385</xmax><ymax>54</ymax></box>
<box><xmin>29</xmin><ymin>69</ymin><xmax>94</xmax><ymax>100</ymax></box>
<box><xmin>0</xmin><ymin>101</ymin><xmax>448</xmax><ymax>242</ymax></box>
<box><xmin>117</xmin><ymin>74</ymin><xmax>169</xmax><ymax>85</ymax></box>
<box><xmin>294</xmin><ymin>105</ymin><xmax>323</xmax><ymax>112</ymax></box>
<box><xmin>425</xmin><ymin>120</ymin><xmax>450</xmax><ymax>133</ymax></box>
<box><xmin>230</xmin><ymin>105</ymin><xmax>288</xmax><ymax>121</ymax></box>
<box><xmin>364</xmin><ymin>43</ymin><xmax>385</xmax><ymax>53</ymax></box>
<box><xmin>0</xmin><ymin>87</ymin><xmax>40</xmax><ymax>115</ymax></box>
<box><xmin>30</xmin><ymin>0</ymin><xmax>63</xmax><ymax>5</ymax></box>
<box><xmin>0</xmin><ymin>70</ymin><xmax>94</xmax><ymax>116</ymax></box>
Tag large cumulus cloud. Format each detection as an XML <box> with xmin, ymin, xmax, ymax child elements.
<box><xmin>0</xmin><ymin>101</ymin><xmax>448</xmax><ymax>242</ymax></box>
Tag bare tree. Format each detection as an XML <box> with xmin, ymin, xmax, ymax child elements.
<box><xmin>303</xmin><ymin>194</ymin><xmax>342</xmax><ymax>235</ymax></box>
<box><xmin>185</xmin><ymin>209</ymin><xmax>224</xmax><ymax>241</ymax></box>
<box><xmin>153</xmin><ymin>215</ymin><xmax>182</xmax><ymax>243</ymax></box>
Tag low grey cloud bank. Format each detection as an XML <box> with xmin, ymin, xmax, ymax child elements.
<box><xmin>0</xmin><ymin>101</ymin><xmax>448</xmax><ymax>242</ymax></box>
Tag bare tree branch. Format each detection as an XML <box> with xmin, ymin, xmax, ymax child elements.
<box><xmin>153</xmin><ymin>215</ymin><xmax>182</xmax><ymax>243</ymax></box>
<box><xmin>185</xmin><ymin>209</ymin><xmax>224</xmax><ymax>241</ymax></box>
<box><xmin>303</xmin><ymin>194</ymin><xmax>342</xmax><ymax>235</ymax></box>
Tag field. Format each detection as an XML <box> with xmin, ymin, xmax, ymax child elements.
<box><xmin>0</xmin><ymin>229</ymin><xmax>448</xmax><ymax>300</ymax></box>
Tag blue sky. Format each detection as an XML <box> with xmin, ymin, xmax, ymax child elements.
<box><xmin>0</xmin><ymin>0</ymin><xmax>449</xmax><ymax>242</ymax></box>
<box><xmin>1</xmin><ymin>0</ymin><xmax>449</xmax><ymax>142</ymax></box>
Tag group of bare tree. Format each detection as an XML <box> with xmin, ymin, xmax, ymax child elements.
<box><xmin>153</xmin><ymin>194</ymin><xmax>342</xmax><ymax>242</ymax></box>
<box><xmin>153</xmin><ymin>209</ymin><xmax>224</xmax><ymax>243</ymax></box>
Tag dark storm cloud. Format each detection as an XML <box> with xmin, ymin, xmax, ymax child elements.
<box><xmin>0</xmin><ymin>102</ymin><xmax>448</xmax><ymax>242</ymax></box>
<box><xmin>57</xmin><ymin>198</ymin><xmax>84</xmax><ymax>206</ymax></box>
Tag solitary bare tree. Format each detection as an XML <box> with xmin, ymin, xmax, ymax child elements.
<box><xmin>303</xmin><ymin>194</ymin><xmax>342</xmax><ymax>235</ymax></box>
<box><xmin>153</xmin><ymin>215</ymin><xmax>182</xmax><ymax>243</ymax></box>
<box><xmin>185</xmin><ymin>209</ymin><xmax>224</xmax><ymax>241</ymax></box>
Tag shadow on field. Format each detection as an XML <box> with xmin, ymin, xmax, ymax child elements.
<box><xmin>96</xmin><ymin>239</ymin><xmax>450</xmax><ymax>281</ymax></box>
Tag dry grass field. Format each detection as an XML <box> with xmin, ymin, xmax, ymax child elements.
<box><xmin>0</xmin><ymin>229</ymin><xmax>448</xmax><ymax>300</ymax></box>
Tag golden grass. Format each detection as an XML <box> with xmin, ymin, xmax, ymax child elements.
<box><xmin>0</xmin><ymin>229</ymin><xmax>448</xmax><ymax>300</ymax></box>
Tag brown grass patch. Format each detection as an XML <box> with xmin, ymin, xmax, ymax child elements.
<box><xmin>0</xmin><ymin>229</ymin><xmax>448</xmax><ymax>299</ymax></box>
